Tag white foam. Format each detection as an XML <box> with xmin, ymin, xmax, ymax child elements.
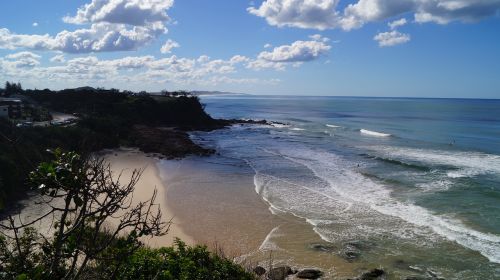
<box><xmin>270</xmin><ymin>123</ymin><xmax>290</xmax><ymax>128</ymax></box>
<box><xmin>362</xmin><ymin>146</ymin><xmax>500</xmax><ymax>177</ymax></box>
<box><xmin>360</xmin><ymin>129</ymin><xmax>391</xmax><ymax>137</ymax></box>
<box><xmin>290</xmin><ymin>127</ymin><xmax>305</xmax><ymax>131</ymax></box>
<box><xmin>259</xmin><ymin>226</ymin><xmax>283</xmax><ymax>251</ymax></box>
<box><xmin>326</xmin><ymin>124</ymin><xmax>341</xmax><ymax>128</ymax></box>
<box><xmin>276</xmin><ymin>147</ymin><xmax>500</xmax><ymax>263</ymax></box>
<box><xmin>206</xmin><ymin>126</ymin><xmax>500</xmax><ymax>264</ymax></box>
<box><xmin>416</xmin><ymin>180</ymin><xmax>453</xmax><ymax>192</ymax></box>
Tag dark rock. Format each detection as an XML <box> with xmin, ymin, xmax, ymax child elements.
<box><xmin>131</xmin><ymin>125</ymin><xmax>215</xmax><ymax>159</ymax></box>
<box><xmin>253</xmin><ymin>266</ymin><xmax>266</xmax><ymax>276</ymax></box>
<box><xmin>339</xmin><ymin>240</ymin><xmax>376</xmax><ymax>262</ymax></box>
<box><xmin>344</xmin><ymin>240</ymin><xmax>374</xmax><ymax>250</ymax></box>
<box><xmin>309</xmin><ymin>243</ymin><xmax>336</xmax><ymax>253</ymax></box>
<box><xmin>267</xmin><ymin>266</ymin><xmax>293</xmax><ymax>280</ymax></box>
<box><xmin>340</xmin><ymin>246</ymin><xmax>362</xmax><ymax>262</ymax></box>
<box><xmin>359</xmin><ymin>268</ymin><xmax>385</xmax><ymax>280</ymax></box>
<box><xmin>405</xmin><ymin>276</ymin><xmax>433</xmax><ymax>280</ymax></box>
<box><xmin>297</xmin><ymin>268</ymin><xmax>323</xmax><ymax>279</ymax></box>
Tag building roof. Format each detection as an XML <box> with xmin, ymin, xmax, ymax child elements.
<box><xmin>0</xmin><ymin>98</ymin><xmax>22</xmax><ymax>103</ymax></box>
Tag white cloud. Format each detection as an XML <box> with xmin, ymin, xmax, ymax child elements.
<box><xmin>388</xmin><ymin>18</ymin><xmax>407</xmax><ymax>29</ymax></box>
<box><xmin>1</xmin><ymin>51</ymin><xmax>41</xmax><ymax>69</ymax></box>
<box><xmin>1</xmin><ymin>0</ymin><xmax>174</xmax><ymax>54</ymax></box>
<box><xmin>63</xmin><ymin>0</ymin><xmax>174</xmax><ymax>26</ymax></box>
<box><xmin>248</xmin><ymin>0</ymin><xmax>343</xmax><ymax>30</ymax></box>
<box><xmin>309</xmin><ymin>34</ymin><xmax>330</xmax><ymax>42</ymax></box>
<box><xmin>160</xmin><ymin>39</ymin><xmax>180</xmax><ymax>54</ymax></box>
<box><xmin>0</xmin><ymin>23</ymin><xmax>166</xmax><ymax>53</ymax></box>
<box><xmin>374</xmin><ymin>30</ymin><xmax>411</xmax><ymax>47</ymax></box>
<box><xmin>32</xmin><ymin>22</ymin><xmax>39</xmax><ymax>27</ymax></box>
<box><xmin>5</xmin><ymin>51</ymin><xmax>40</xmax><ymax>60</ymax></box>
<box><xmin>0</xmin><ymin>51</ymin><xmax>275</xmax><ymax>89</ymax></box>
<box><xmin>264</xmin><ymin>43</ymin><xmax>272</xmax><ymax>48</ymax></box>
<box><xmin>257</xmin><ymin>39</ymin><xmax>330</xmax><ymax>63</ymax></box>
<box><xmin>414</xmin><ymin>0</ymin><xmax>500</xmax><ymax>24</ymax></box>
<box><xmin>249</xmin><ymin>0</ymin><xmax>500</xmax><ymax>30</ymax></box>
<box><xmin>50</xmin><ymin>54</ymin><xmax>66</xmax><ymax>63</ymax></box>
<box><xmin>248</xmin><ymin>36</ymin><xmax>331</xmax><ymax>70</ymax></box>
<box><xmin>229</xmin><ymin>55</ymin><xmax>250</xmax><ymax>64</ymax></box>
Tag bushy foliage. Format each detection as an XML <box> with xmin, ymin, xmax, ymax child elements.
<box><xmin>100</xmin><ymin>239</ymin><xmax>254</xmax><ymax>280</ymax></box>
<box><xmin>1</xmin><ymin>149</ymin><xmax>165</xmax><ymax>279</ymax></box>
<box><xmin>0</xmin><ymin>151</ymin><xmax>253</xmax><ymax>280</ymax></box>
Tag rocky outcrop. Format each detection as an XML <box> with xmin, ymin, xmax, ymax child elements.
<box><xmin>297</xmin><ymin>268</ymin><xmax>323</xmax><ymax>279</ymax></box>
<box><xmin>131</xmin><ymin>125</ymin><xmax>215</xmax><ymax>159</ymax></box>
<box><xmin>254</xmin><ymin>266</ymin><xmax>266</xmax><ymax>276</ymax></box>
<box><xmin>339</xmin><ymin>240</ymin><xmax>375</xmax><ymax>262</ymax></box>
<box><xmin>309</xmin><ymin>243</ymin><xmax>336</xmax><ymax>253</ymax></box>
<box><xmin>267</xmin><ymin>266</ymin><xmax>294</xmax><ymax>280</ymax></box>
<box><xmin>348</xmin><ymin>268</ymin><xmax>386</xmax><ymax>280</ymax></box>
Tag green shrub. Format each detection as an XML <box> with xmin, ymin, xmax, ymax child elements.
<box><xmin>109</xmin><ymin>239</ymin><xmax>254</xmax><ymax>280</ymax></box>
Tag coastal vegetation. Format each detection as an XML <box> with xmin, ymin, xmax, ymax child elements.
<box><xmin>0</xmin><ymin>149</ymin><xmax>254</xmax><ymax>280</ymax></box>
<box><xmin>0</xmin><ymin>85</ymin><xmax>223</xmax><ymax>211</ymax></box>
<box><xmin>0</xmin><ymin>84</ymin><xmax>303</xmax><ymax>280</ymax></box>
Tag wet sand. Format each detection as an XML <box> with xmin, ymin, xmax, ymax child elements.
<box><xmin>156</xmin><ymin>156</ymin><xmax>367</xmax><ymax>278</ymax></box>
<box><xmin>108</xmin><ymin>150</ymin><xmax>423</xmax><ymax>278</ymax></box>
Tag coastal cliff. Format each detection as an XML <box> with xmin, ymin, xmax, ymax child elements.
<box><xmin>0</xmin><ymin>88</ymin><xmax>238</xmax><ymax>211</ymax></box>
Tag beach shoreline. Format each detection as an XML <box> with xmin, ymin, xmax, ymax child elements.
<box><xmin>105</xmin><ymin>148</ymin><xmax>195</xmax><ymax>247</ymax></box>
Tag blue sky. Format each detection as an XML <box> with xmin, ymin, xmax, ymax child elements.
<box><xmin>0</xmin><ymin>0</ymin><xmax>499</xmax><ymax>98</ymax></box>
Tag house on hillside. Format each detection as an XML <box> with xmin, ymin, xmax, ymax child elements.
<box><xmin>0</xmin><ymin>98</ymin><xmax>23</xmax><ymax>119</ymax></box>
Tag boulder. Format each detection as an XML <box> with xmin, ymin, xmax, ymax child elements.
<box><xmin>254</xmin><ymin>266</ymin><xmax>266</xmax><ymax>276</ymax></box>
<box><xmin>359</xmin><ymin>268</ymin><xmax>386</xmax><ymax>280</ymax></box>
<box><xmin>339</xmin><ymin>240</ymin><xmax>373</xmax><ymax>262</ymax></box>
<box><xmin>267</xmin><ymin>266</ymin><xmax>293</xmax><ymax>280</ymax></box>
<box><xmin>309</xmin><ymin>243</ymin><xmax>335</xmax><ymax>253</ymax></box>
<box><xmin>348</xmin><ymin>268</ymin><xmax>386</xmax><ymax>280</ymax></box>
<box><xmin>297</xmin><ymin>268</ymin><xmax>323</xmax><ymax>279</ymax></box>
<box><xmin>340</xmin><ymin>246</ymin><xmax>362</xmax><ymax>262</ymax></box>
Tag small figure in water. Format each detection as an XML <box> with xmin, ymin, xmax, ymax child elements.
<box><xmin>449</xmin><ymin>139</ymin><xmax>456</xmax><ymax>146</ymax></box>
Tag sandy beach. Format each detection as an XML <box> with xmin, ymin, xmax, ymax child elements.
<box><xmin>105</xmin><ymin>149</ymin><xmax>194</xmax><ymax>247</ymax></box>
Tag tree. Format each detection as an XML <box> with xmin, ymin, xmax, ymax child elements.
<box><xmin>3</xmin><ymin>81</ymin><xmax>22</xmax><ymax>96</ymax></box>
<box><xmin>0</xmin><ymin>149</ymin><xmax>168</xmax><ymax>279</ymax></box>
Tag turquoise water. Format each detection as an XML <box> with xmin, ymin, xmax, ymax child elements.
<box><xmin>194</xmin><ymin>95</ymin><xmax>500</xmax><ymax>278</ymax></box>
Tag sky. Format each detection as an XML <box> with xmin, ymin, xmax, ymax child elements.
<box><xmin>0</xmin><ymin>0</ymin><xmax>499</xmax><ymax>98</ymax></box>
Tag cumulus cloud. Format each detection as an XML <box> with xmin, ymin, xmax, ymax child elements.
<box><xmin>0</xmin><ymin>51</ymin><xmax>276</xmax><ymax>89</ymax></box>
<box><xmin>32</xmin><ymin>22</ymin><xmax>39</xmax><ymax>27</ymax></box>
<box><xmin>0</xmin><ymin>23</ymin><xmax>166</xmax><ymax>53</ymax></box>
<box><xmin>248</xmin><ymin>36</ymin><xmax>331</xmax><ymax>70</ymax></box>
<box><xmin>1</xmin><ymin>0</ymin><xmax>173</xmax><ymax>53</ymax></box>
<box><xmin>50</xmin><ymin>54</ymin><xmax>66</xmax><ymax>63</ymax></box>
<box><xmin>388</xmin><ymin>18</ymin><xmax>407</xmax><ymax>29</ymax></box>
<box><xmin>1</xmin><ymin>51</ymin><xmax>41</xmax><ymax>69</ymax></box>
<box><xmin>248</xmin><ymin>0</ymin><xmax>342</xmax><ymax>30</ymax></box>
<box><xmin>374</xmin><ymin>30</ymin><xmax>411</xmax><ymax>47</ymax></box>
<box><xmin>160</xmin><ymin>39</ymin><xmax>180</xmax><ymax>54</ymax></box>
<box><xmin>249</xmin><ymin>0</ymin><xmax>500</xmax><ymax>30</ymax></box>
<box><xmin>63</xmin><ymin>0</ymin><xmax>174</xmax><ymax>26</ymax></box>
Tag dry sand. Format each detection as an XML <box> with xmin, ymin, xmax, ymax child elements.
<box><xmin>105</xmin><ymin>149</ymin><xmax>194</xmax><ymax>247</ymax></box>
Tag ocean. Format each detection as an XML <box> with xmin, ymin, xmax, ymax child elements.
<box><xmin>184</xmin><ymin>95</ymin><xmax>500</xmax><ymax>279</ymax></box>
